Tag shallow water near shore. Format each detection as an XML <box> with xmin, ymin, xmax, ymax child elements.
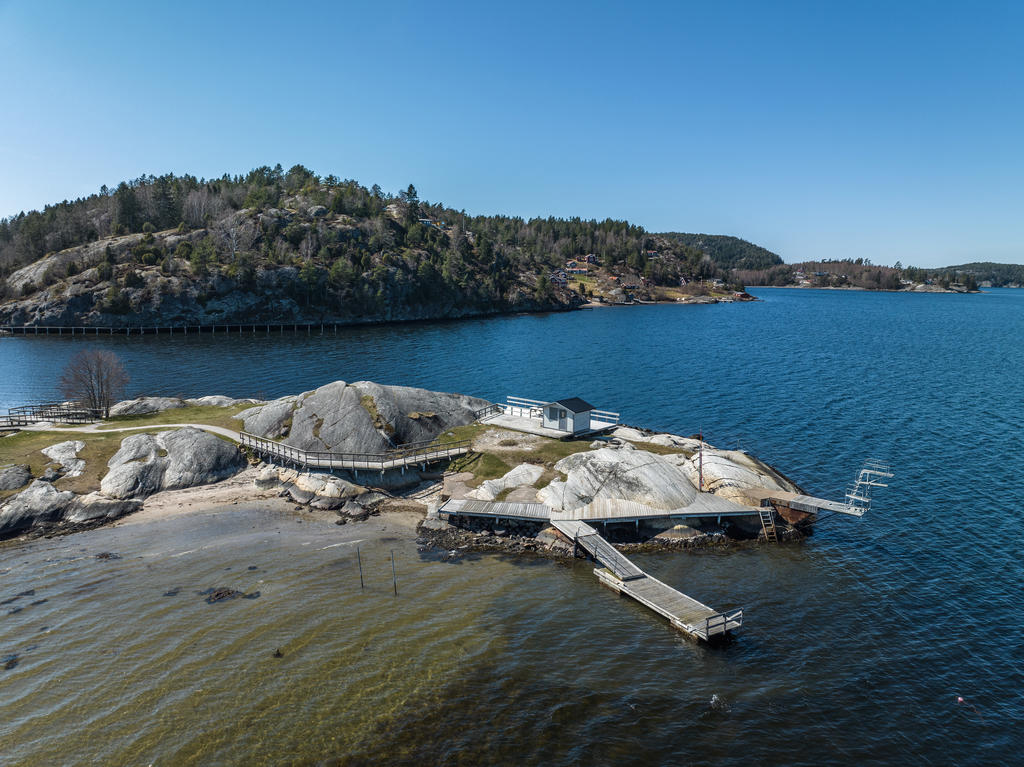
<box><xmin>2</xmin><ymin>288</ymin><xmax>1023</xmax><ymax>764</ymax></box>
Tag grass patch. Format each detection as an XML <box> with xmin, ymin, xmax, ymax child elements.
<box><xmin>360</xmin><ymin>394</ymin><xmax>395</xmax><ymax>435</ymax></box>
<box><xmin>629</xmin><ymin>441</ymin><xmax>695</xmax><ymax>458</ymax></box>
<box><xmin>98</xmin><ymin>403</ymin><xmax>252</xmax><ymax>432</ymax></box>
<box><xmin>521</xmin><ymin>439</ymin><xmax>593</xmax><ymax>466</ymax></box>
<box><xmin>448</xmin><ymin>451</ymin><xmax>512</xmax><ymax>486</ymax></box>
<box><xmin>0</xmin><ymin>429</ymin><xmax>165</xmax><ymax>498</ymax></box>
<box><xmin>436</xmin><ymin>422</ymin><xmax>492</xmax><ymax>445</ymax></box>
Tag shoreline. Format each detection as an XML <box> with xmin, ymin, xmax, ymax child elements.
<box><xmin>749</xmin><ymin>284</ymin><xmax>983</xmax><ymax>294</ymax></box>
<box><xmin>0</xmin><ymin>291</ymin><xmax>761</xmax><ymax>337</ymax></box>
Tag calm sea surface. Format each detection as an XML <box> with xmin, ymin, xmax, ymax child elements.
<box><xmin>1</xmin><ymin>288</ymin><xmax>1023</xmax><ymax>765</ymax></box>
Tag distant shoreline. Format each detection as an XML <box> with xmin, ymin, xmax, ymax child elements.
<box><xmin>747</xmin><ymin>284</ymin><xmax>984</xmax><ymax>294</ymax></box>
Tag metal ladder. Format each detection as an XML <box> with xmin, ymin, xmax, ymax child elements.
<box><xmin>758</xmin><ymin>506</ymin><xmax>779</xmax><ymax>543</ymax></box>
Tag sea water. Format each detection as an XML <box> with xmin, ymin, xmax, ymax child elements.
<box><xmin>1</xmin><ymin>288</ymin><xmax>1022</xmax><ymax>764</ymax></box>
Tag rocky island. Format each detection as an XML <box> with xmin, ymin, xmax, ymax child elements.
<box><xmin>1</xmin><ymin>380</ymin><xmax>816</xmax><ymax>553</ymax></box>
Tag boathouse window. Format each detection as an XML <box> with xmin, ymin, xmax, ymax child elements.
<box><xmin>549</xmin><ymin>407</ymin><xmax>558</xmax><ymax>419</ymax></box>
<box><xmin>560</xmin><ymin>409</ymin><xmax>567</xmax><ymax>419</ymax></box>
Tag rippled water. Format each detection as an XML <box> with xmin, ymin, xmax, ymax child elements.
<box><xmin>2</xmin><ymin>288</ymin><xmax>1023</xmax><ymax>764</ymax></box>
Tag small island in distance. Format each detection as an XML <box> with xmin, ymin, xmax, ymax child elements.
<box><xmin>1</xmin><ymin>165</ymin><xmax>1011</xmax><ymax>331</ymax></box>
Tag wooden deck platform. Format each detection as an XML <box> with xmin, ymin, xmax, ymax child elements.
<box><xmin>438</xmin><ymin>495</ymin><xmax>758</xmax><ymax>524</ymax></box>
<box><xmin>479</xmin><ymin>412</ymin><xmax>617</xmax><ymax>439</ymax></box>
<box><xmin>744</xmin><ymin>488</ymin><xmax>853</xmax><ymax>516</ymax></box>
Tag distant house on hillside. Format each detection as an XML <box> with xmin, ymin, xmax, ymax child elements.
<box><xmin>584</xmin><ymin>254</ymin><xmax>599</xmax><ymax>264</ymax></box>
<box><xmin>550</xmin><ymin>272</ymin><xmax>567</xmax><ymax>287</ymax></box>
<box><xmin>567</xmin><ymin>266</ymin><xmax>588</xmax><ymax>275</ymax></box>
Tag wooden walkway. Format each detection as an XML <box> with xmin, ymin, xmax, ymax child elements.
<box><xmin>550</xmin><ymin>520</ymin><xmax>742</xmax><ymax>641</ymax></box>
<box><xmin>239</xmin><ymin>432</ymin><xmax>471</xmax><ymax>473</ymax></box>
<box><xmin>436</xmin><ymin>501</ymin><xmax>743</xmax><ymax>640</ymax></box>
<box><xmin>551</xmin><ymin>520</ymin><xmax>644</xmax><ymax>580</ymax></box>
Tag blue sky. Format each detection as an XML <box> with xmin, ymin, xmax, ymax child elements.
<box><xmin>1</xmin><ymin>0</ymin><xmax>1021</xmax><ymax>267</ymax></box>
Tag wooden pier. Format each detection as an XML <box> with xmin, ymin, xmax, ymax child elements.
<box><xmin>551</xmin><ymin>520</ymin><xmax>742</xmax><ymax>641</ymax></box>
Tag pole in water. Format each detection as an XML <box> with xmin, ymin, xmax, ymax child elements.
<box><xmin>698</xmin><ymin>429</ymin><xmax>704</xmax><ymax>492</ymax></box>
<box><xmin>357</xmin><ymin>546</ymin><xmax>364</xmax><ymax>590</ymax></box>
<box><xmin>391</xmin><ymin>550</ymin><xmax>397</xmax><ymax>596</ymax></box>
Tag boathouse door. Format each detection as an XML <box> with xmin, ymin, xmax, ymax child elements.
<box><xmin>558</xmin><ymin>409</ymin><xmax>568</xmax><ymax>431</ymax></box>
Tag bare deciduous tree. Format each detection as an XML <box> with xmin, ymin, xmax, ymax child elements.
<box><xmin>59</xmin><ymin>349</ymin><xmax>129</xmax><ymax>417</ymax></box>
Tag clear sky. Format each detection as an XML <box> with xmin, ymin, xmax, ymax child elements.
<box><xmin>1</xmin><ymin>0</ymin><xmax>1021</xmax><ymax>267</ymax></box>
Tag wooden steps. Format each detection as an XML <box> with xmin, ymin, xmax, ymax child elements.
<box><xmin>758</xmin><ymin>506</ymin><xmax>779</xmax><ymax>543</ymax></box>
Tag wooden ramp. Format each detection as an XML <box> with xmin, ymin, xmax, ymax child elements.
<box><xmin>551</xmin><ymin>520</ymin><xmax>742</xmax><ymax>641</ymax></box>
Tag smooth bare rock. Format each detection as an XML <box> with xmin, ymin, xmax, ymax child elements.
<box><xmin>0</xmin><ymin>480</ymin><xmax>77</xmax><ymax>537</ymax></box>
<box><xmin>0</xmin><ymin>464</ymin><xmax>32</xmax><ymax>492</ymax></box>
<box><xmin>42</xmin><ymin>440</ymin><xmax>86</xmax><ymax>478</ymax></box>
<box><xmin>109</xmin><ymin>397</ymin><xmax>188</xmax><ymax>416</ymax></box>
<box><xmin>288</xmin><ymin>471</ymin><xmax>361</xmax><ymax>501</ymax></box>
<box><xmin>101</xmin><ymin>451</ymin><xmax>165</xmax><ymax>499</ymax></box>
<box><xmin>537</xmin><ymin>447</ymin><xmax>698</xmax><ymax>512</ymax></box>
<box><xmin>611</xmin><ymin>427</ymin><xmax>647</xmax><ymax>441</ymax></box>
<box><xmin>237</xmin><ymin>397</ymin><xmax>298</xmax><ymax>439</ymax></box>
<box><xmin>310</xmin><ymin>495</ymin><xmax>344</xmax><ymax>510</ymax></box>
<box><xmin>160</xmin><ymin>429</ymin><xmax>245</xmax><ymax>490</ymax></box>
<box><xmin>442</xmin><ymin>471</ymin><xmax>476</xmax><ymax>501</ymax></box>
<box><xmin>106</xmin><ymin>432</ymin><xmax>161</xmax><ymax>466</ymax></box>
<box><xmin>678</xmin><ymin>449</ymin><xmax>799</xmax><ymax>504</ymax></box>
<box><xmin>185</xmin><ymin>395</ymin><xmax>260</xmax><ymax>407</ymax></box>
<box><xmin>343</xmin><ymin>501</ymin><xmax>370</xmax><ymax>521</ymax></box>
<box><xmin>254</xmin><ymin>464</ymin><xmax>279</xmax><ymax>489</ymax></box>
<box><xmin>243</xmin><ymin>380</ymin><xmax>489</xmax><ymax>454</ymax></box>
<box><xmin>505</xmin><ymin>486</ymin><xmax>541</xmax><ymax>502</ymax></box>
<box><xmin>470</xmin><ymin>463</ymin><xmax>545</xmax><ymax>501</ymax></box>
<box><xmin>648</xmin><ymin>434</ymin><xmax>701</xmax><ymax>450</ymax></box>
<box><xmin>536</xmin><ymin>525</ymin><xmax>573</xmax><ymax>553</ymax></box>
<box><xmin>65</xmin><ymin>494</ymin><xmax>143</xmax><ymax>524</ymax></box>
<box><xmin>652</xmin><ymin>523</ymin><xmax>701</xmax><ymax>540</ymax></box>
<box><xmin>100</xmin><ymin>428</ymin><xmax>245</xmax><ymax>500</ymax></box>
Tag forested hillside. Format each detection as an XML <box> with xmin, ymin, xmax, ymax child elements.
<box><xmin>659</xmin><ymin>233</ymin><xmax>783</xmax><ymax>270</ymax></box>
<box><xmin>0</xmin><ymin>165</ymin><xmax>747</xmax><ymax>327</ymax></box>
<box><xmin>735</xmin><ymin>258</ymin><xmax>983</xmax><ymax>292</ymax></box>
<box><xmin>939</xmin><ymin>262</ymin><xmax>1024</xmax><ymax>287</ymax></box>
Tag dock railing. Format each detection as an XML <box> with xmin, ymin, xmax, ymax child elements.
<box><xmin>473</xmin><ymin>403</ymin><xmax>505</xmax><ymax>420</ymax></box>
<box><xmin>504</xmin><ymin>396</ymin><xmax>546</xmax><ymax>419</ymax></box>
<box><xmin>590</xmin><ymin>409</ymin><xmax>621</xmax><ymax>426</ymax></box>
<box><xmin>700</xmin><ymin>608</ymin><xmax>744</xmax><ymax>638</ymax></box>
<box><xmin>0</xmin><ymin>402</ymin><xmax>104</xmax><ymax>428</ymax></box>
<box><xmin>239</xmin><ymin>432</ymin><xmax>472</xmax><ymax>472</ymax></box>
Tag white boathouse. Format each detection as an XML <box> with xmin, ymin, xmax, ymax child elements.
<box><xmin>542</xmin><ymin>398</ymin><xmax>595</xmax><ymax>435</ymax></box>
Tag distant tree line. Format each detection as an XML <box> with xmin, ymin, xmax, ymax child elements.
<box><xmin>736</xmin><ymin>257</ymin><xmax>986</xmax><ymax>291</ymax></box>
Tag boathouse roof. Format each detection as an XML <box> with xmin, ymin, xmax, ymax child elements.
<box><xmin>548</xmin><ymin>397</ymin><xmax>594</xmax><ymax>413</ymax></box>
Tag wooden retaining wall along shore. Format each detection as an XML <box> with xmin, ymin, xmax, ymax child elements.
<box><xmin>1</xmin><ymin>323</ymin><xmax>363</xmax><ymax>336</ymax></box>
